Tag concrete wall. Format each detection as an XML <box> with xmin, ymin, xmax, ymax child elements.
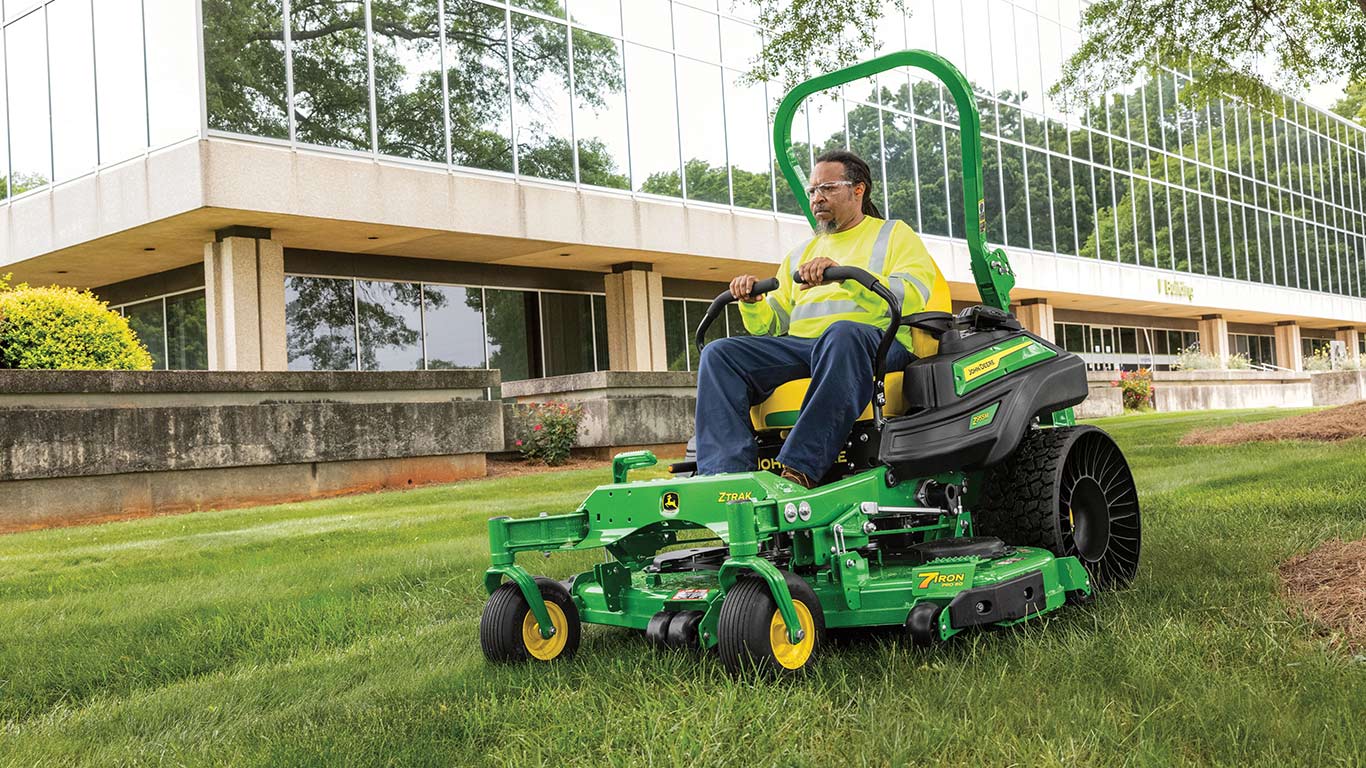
<box><xmin>1076</xmin><ymin>384</ymin><xmax>1124</xmax><ymax>419</ymax></box>
<box><xmin>501</xmin><ymin>371</ymin><xmax>696</xmax><ymax>453</ymax></box>
<box><xmin>0</xmin><ymin>371</ymin><xmax>502</xmax><ymax>531</ymax></box>
<box><xmin>1309</xmin><ymin>370</ymin><xmax>1366</xmax><ymax>407</ymax></box>
<box><xmin>1151</xmin><ymin>370</ymin><xmax>1312</xmax><ymax>411</ymax></box>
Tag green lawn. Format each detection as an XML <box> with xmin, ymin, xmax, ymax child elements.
<box><xmin>2</xmin><ymin>410</ymin><xmax>1364</xmax><ymax>767</ymax></box>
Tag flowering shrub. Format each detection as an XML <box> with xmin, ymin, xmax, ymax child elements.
<box><xmin>1173</xmin><ymin>345</ymin><xmax>1221</xmax><ymax>370</ymax></box>
<box><xmin>517</xmin><ymin>402</ymin><xmax>583</xmax><ymax>466</ymax></box>
<box><xmin>1112</xmin><ymin>368</ymin><xmax>1154</xmax><ymax>411</ymax></box>
<box><xmin>0</xmin><ymin>274</ymin><xmax>153</xmax><ymax>370</ymax></box>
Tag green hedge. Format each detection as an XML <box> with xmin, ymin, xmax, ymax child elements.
<box><xmin>0</xmin><ymin>276</ymin><xmax>153</xmax><ymax>370</ymax></box>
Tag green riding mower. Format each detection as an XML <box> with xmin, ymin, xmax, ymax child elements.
<box><xmin>478</xmin><ymin>50</ymin><xmax>1141</xmax><ymax>676</ymax></box>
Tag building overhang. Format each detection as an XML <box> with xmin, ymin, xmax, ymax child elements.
<box><xmin>3</xmin><ymin>136</ymin><xmax>1363</xmax><ymax>330</ymax></box>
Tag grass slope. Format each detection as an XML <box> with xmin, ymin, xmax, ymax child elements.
<box><xmin>2</xmin><ymin>410</ymin><xmax>1364</xmax><ymax>767</ymax></box>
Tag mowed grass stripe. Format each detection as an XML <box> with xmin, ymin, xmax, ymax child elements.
<box><xmin>2</xmin><ymin>411</ymin><xmax>1364</xmax><ymax>767</ymax></box>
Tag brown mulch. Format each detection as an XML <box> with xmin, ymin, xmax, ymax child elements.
<box><xmin>1179</xmin><ymin>401</ymin><xmax>1366</xmax><ymax>446</ymax></box>
<box><xmin>1279</xmin><ymin>538</ymin><xmax>1366</xmax><ymax>651</ymax></box>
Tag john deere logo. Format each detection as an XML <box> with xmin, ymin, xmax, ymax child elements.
<box><xmin>661</xmin><ymin>492</ymin><xmax>680</xmax><ymax>513</ymax></box>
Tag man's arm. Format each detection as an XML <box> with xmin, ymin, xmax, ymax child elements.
<box><xmin>736</xmin><ymin>252</ymin><xmax>795</xmax><ymax>336</ymax></box>
<box><xmin>848</xmin><ymin>221</ymin><xmax>938</xmax><ymax>318</ymax></box>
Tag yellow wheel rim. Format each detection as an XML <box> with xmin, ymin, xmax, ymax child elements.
<box><xmin>768</xmin><ymin>601</ymin><xmax>815</xmax><ymax>670</ymax></box>
<box><xmin>521</xmin><ymin>602</ymin><xmax>568</xmax><ymax>661</ymax></box>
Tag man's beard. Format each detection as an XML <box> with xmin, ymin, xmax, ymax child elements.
<box><xmin>816</xmin><ymin>215</ymin><xmax>839</xmax><ymax>234</ymax></box>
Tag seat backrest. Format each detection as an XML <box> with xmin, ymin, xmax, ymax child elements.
<box><xmin>909</xmin><ymin>265</ymin><xmax>954</xmax><ymax>359</ymax></box>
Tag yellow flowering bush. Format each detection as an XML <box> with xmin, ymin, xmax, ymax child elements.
<box><xmin>0</xmin><ymin>275</ymin><xmax>153</xmax><ymax>370</ymax></box>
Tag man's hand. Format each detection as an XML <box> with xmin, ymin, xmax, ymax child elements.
<box><xmin>729</xmin><ymin>274</ymin><xmax>765</xmax><ymax>303</ymax></box>
<box><xmin>797</xmin><ymin>257</ymin><xmax>839</xmax><ymax>290</ymax></box>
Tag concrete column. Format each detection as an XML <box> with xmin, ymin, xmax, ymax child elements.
<box><xmin>604</xmin><ymin>262</ymin><xmax>667</xmax><ymax>372</ymax></box>
<box><xmin>204</xmin><ymin>227</ymin><xmax>287</xmax><ymax>371</ymax></box>
<box><xmin>1197</xmin><ymin>314</ymin><xmax>1229</xmax><ymax>363</ymax></box>
<box><xmin>1015</xmin><ymin>299</ymin><xmax>1055</xmax><ymax>343</ymax></box>
<box><xmin>1335</xmin><ymin>327</ymin><xmax>1360</xmax><ymax>364</ymax></box>
<box><xmin>1274</xmin><ymin>321</ymin><xmax>1302</xmax><ymax>372</ymax></box>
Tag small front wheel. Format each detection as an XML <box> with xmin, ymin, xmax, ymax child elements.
<box><xmin>717</xmin><ymin>572</ymin><xmax>824</xmax><ymax>677</ymax></box>
<box><xmin>480</xmin><ymin>577</ymin><xmax>581</xmax><ymax>663</ymax></box>
<box><xmin>905</xmin><ymin>602</ymin><xmax>942</xmax><ymax>648</ymax></box>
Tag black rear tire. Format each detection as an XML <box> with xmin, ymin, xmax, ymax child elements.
<box><xmin>717</xmin><ymin>571</ymin><xmax>824</xmax><ymax>677</ymax></box>
<box><xmin>905</xmin><ymin>602</ymin><xmax>942</xmax><ymax>648</ymax></box>
<box><xmin>975</xmin><ymin>425</ymin><xmax>1141</xmax><ymax>589</ymax></box>
<box><xmin>480</xmin><ymin>576</ymin><xmax>581</xmax><ymax>663</ymax></box>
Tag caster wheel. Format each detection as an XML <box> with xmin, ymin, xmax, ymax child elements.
<box><xmin>717</xmin><ymin>571</ymin><xmax>823</xmax><ymax>677</ymax></box>
<box><xmin>666</xmin><ymin>610</ymin><xmax>704</xmax><ymax>650</ymax></box>
<box><xmin>480</xmin><ymin>577</ymin><xmax>581</xmax><ymax>663</ymax></box>
<box><xmin>905</xmin><ymin>602</ymin><xmax>942</xmax><ymax>648</ymax></box>
<box><xmin>645</xmin><ymin>611</ymin><xmax>673</xmax><ymax>648</ymax></box>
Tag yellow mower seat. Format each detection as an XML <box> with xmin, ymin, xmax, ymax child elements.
<box><xmin>749</xmin><ymin>372</ymin><xmax>908</xmax><ymax>431</ymax></box>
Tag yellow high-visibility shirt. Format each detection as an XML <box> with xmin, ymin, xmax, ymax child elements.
<box><xmin>738</xmin><ymin>216</ymin><xmax>951</xmax><ymax>357</ymax></box>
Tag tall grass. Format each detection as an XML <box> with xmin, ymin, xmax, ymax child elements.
<box><xmin>1</xmin><ymin>410</ymin><xmax>1363</xmax><ymax>767</ymax></box>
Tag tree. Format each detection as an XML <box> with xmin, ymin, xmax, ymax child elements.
<box><xmin>1332</xmin><ymin>79</ymin><xmax>1366</xmax><ymax>124</ymax></box>
<box><xmin>1051</xmin><ymin>0</ymin><xmax>1366</xmax><ymax>111</ymax></box>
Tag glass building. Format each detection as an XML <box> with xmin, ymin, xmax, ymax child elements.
<box><xmin>1</xmin><ymin>0</ymin><xmax>1363</xmax><ymax>377</ymax></box>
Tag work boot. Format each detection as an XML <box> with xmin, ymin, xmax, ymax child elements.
<box><xmin>780</xmin><ymin>467</ymin><xmax>816</xmax><ymax>489</ymax></box>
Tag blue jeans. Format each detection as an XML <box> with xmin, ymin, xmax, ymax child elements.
<box><xmin>694</xmin><ymin>320</ymin><xmax>911</xmax><ymax>478</ymax></box>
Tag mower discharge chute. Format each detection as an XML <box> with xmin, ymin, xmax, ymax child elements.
<box><xmin>479</xmin><ymin>50</ymin><xmax>1141</xmax><ymax>676</ymax></box>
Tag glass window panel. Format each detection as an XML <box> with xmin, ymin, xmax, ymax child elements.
<box><xmin>1001</xmin><ymin>142</ymin><xmax>1028</xmax><ymax>248</ymax></box>
<box><xmin>125</xmin><ymin>299</ymin><xmax>166</xmax><ymax>370</ymax></box>
<box><xmin>850</xmin><ymin>103</ymin><xmax>887</xmax><ymax>216</ymax></box>
<box><xmin>93</xmin><ymin>0</ymin><xmax>150</xmax><ymax>160</ymax></box>
<box><xmin>987</xmin><ymin>0</ymin><xmax>1018</xmax><ymax>102</ymax></box>
<box><xmin>593</xmin><ymin>294</ymin><xmax>609</xmax><ymax>370</ymax></box>
<box><xmin>725</xmin><ymin>69</ymin><xmax>772</xmax><ymax>210</ymax></box>
<box><xmin>447</xmin><ymin>0</ymin><xmax>512</xmax><ymax>172</ymax></box>
<box><xmin>569</xmin><ymin>0</ymin><xmax>621</xmax><ymax>36</ymax></box>
<box><xmin>1014</xmin><ymin>7</ymin><xmax>1042</xmax><ymax>116</ymax></box>
<box><xmin>807</xmin><ymin>89</ymin><xmax>845</xmax><ymax>157</ymax></box>
<box><xmin>945</xmin><ymin>125</ymin><xmax>963</xmax><ymax>237</ymax></box>
<box><xmin>1038</xmin><ymin>19</ymin><xmax>1066</xmax><ymax>118</ymax></box>
<box><xmin>774</xmin><ymin>102</ymin><xmax>809</xmax><ymax>216</ymax></box>
<box><xmin>1135</xmin><ymin>179</ymin><xmax>1156</xmax><ymax>267</ymax></box>
<box><xmin>356</xmin><ymin>280</ymin><xmax>424</xmax><ymax>371</ymax></box>
<box><xmin>1119</xmin><ymin>327</ymin><xmax>1137</xmax><ymax>354</ymax></box>
<box><xmin>424</xmin><ymin>285</ymin><xmax>487</xmax><ymax>368</ymax></box>
<box><xmin>621</xmin><ymin>0</ymin><xmax>671</xmax><ymax>50</ymax></box>
<box><xmin>573</xmin><ymin>30</ymin><xmax>629</xmax><ymax>189</ymax></box>
<box><xmin>883</xmin><ymin>109</ymin><xmax>918</xmax><ymax>228</ymax></box>
<box><xmin>1025</xmin><ymin>148</ymin><xmax>1052</xmax><ymax>251</ymax></box>
<box><xmin>47</xmin><ymin>0</ymin><xmax>98</xmax><ymax>180</ymax></box>
<box><xmin>7</xmin><ymin>10</ymin><xmax>49</xmax><ymax>192</ymax></box>
<box><xmin>1064</xmin><ymin>324</ymin><xmax>1085</xmax><ymax>352</ymax></box>
<box><xmin>511</xmin><ymin>0</ymin><xmax>563</xmax><ymax>17</ymax></box>
<box><xmin>1052</xmin><ymin>152</ymin><xmax>1077</xmax><ymax>255</ymax></box>
<box><xmin>673</xmin><ymin>4</ymin><xmax>719</xmax><ymax>61</ymax></box>
<box><xmin>540</xmin><ymin>292</ymin><xmax>595</xmax><ymax>376</ymax></box>
<box><xmin>286</xmin><ymin>276</ymin><xmax>357</xmax><ymax>371</ymax></box>
<box><xmin>203</xmin><ymin>0</ymin><xmax>286</xmax><ymax>140</ymax></box>
<box><xmin>166</xmin><ymin>291</ymin><xmax>208</xmax><ymax>370</ymax></box>
<box><xmin>719</xmin><ymin>18</ymin><xmax>760</xmax><ymax>68</ymax></box>
<box><xmin>916</xmin><ymin>119</ymin><xmax>949</xmax><ymax>236</ymax></box>
<box><xmin>512</xmin><ymin>14</ymin><xmax>572</xmax><ymax>181</ymax></box>
<box><xmin>143</xmin><ymin>0</ymin><xmax>199</xmax><ymax>147</ymax></box>
<box><xmin>625</xmin><ymin>43</ymin><xmax>680</xmax><ymax>193</ymax></box>
<box><xmin>374</xmin><ymin>0</ymin><xmax>444</xmax><ymax>163</ymax></box>
<box><xmin>725</xmin><ymin>303</ymin><xmax>750</xmax><ymax>337</ymax></box>
<box><xmin>677</xmin><ymin>58</ymin><xmax>728</xmax><ymax>203</ymax></box>
<box><xmin>484</xmin><ymin>288</ymin><xmax>539</xmax><ymax>382</ymax></box>
<box><xmin>959</xmin><ymin>0</ymin><xmax>991</xmax><ymax>94</ymax></box>
<box><xmin>664</xmin><ymin>299</ymin><xmax>687</xmax><ymax>371</ymax></box>
<box><xmin>932</xmin><ymin>0</ymin><xmax>965</xmax><ymax>80</ymax></box>
<box><xmin>982</xmin><ymin>139</ymin><xmax>1006</xmax><ymax>244</ymax></box>
<box><xmin>290</xmin><ymin>0</ymin><xmax>371</xmax><ymax>151</ymax></box>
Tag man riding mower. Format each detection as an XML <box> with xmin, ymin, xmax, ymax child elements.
<box><xmin>478</xmin><ymin>51</ymin><xmax>1142</xmax><ymax>677</ymax></box>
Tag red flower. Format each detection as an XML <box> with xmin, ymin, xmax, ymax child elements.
<box><xmin>534</xmin><ymin>424</ymin><xmax>543</xmax><ymax>431</ymax></box>
<box><xmin>515</xmin><ymin>439</ymin><xmax>523</xmax><ymax>446</ymax></box>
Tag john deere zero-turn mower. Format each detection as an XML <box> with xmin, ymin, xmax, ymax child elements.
<box><xmin>478</xmin><ymin>50</ymin><xmax>1141</xmax><ymax>676</ymax></box>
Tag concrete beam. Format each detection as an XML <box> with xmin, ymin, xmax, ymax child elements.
<box><xmin>604</xmin><ymin>266</ymin><xmax>667</xmax><ymax>371</ymax></box>
<box><xmin>204</xmin><ymin>235</ymin><xmax>288</xmax><ymax>371</ymax></box>
<box><xmin>1274</xmin><ymin>321</ymin><xmax>1302</xmax><ymax>371</ymax></box>
<box><xmin>1197</xmin><ymin>314</ymin><xmax>1230</xmax><ymax>363</ymax></box>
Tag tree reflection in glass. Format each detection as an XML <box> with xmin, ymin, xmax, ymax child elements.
<box><xmin>357</xmin><ymin>280</ymin><xmax>425</xmax><ymax>370</ymax></box>
<box><xmin>484</xmin><ymin>289</ymin><xmax>537</xmax><ymax>382</ymax></box>
<box><xmin>204</xmin><ymin>0</ymin><xmax>289</xmax><ymax>138</ymax></box>
<box><xmin>125</xmin><ymin>300</ymin><xmax>167</xmax><ymax>370</ymax></box>
<box><xmin>167</xmin><ymin>291</ymin><xmax>209</xmax><ymax>370</ymax></box>
<box><xmin>423</xmin><ymin>284</ymin><xmax>487</xmax><ymax>368</ymax></box>
<box><xmin>286</xmin><ymin>276</ymin><xmax>357</xmax><ymax>370</ymax></box>
<box><xmin>291</xmin><ymin>0</ymin><xmax>372</xmax><ymax>151</ymax></box>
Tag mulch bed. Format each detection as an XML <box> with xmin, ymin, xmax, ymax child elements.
<box><xmin>1279</xmin><ymin>538</ymin><xmax>1366</xmax><ymax>652</ymax></box>
<box><xmin>1180</xmin><ymin>401</ymin><xmax>1366</xmax><ymax>446</ymax></box>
